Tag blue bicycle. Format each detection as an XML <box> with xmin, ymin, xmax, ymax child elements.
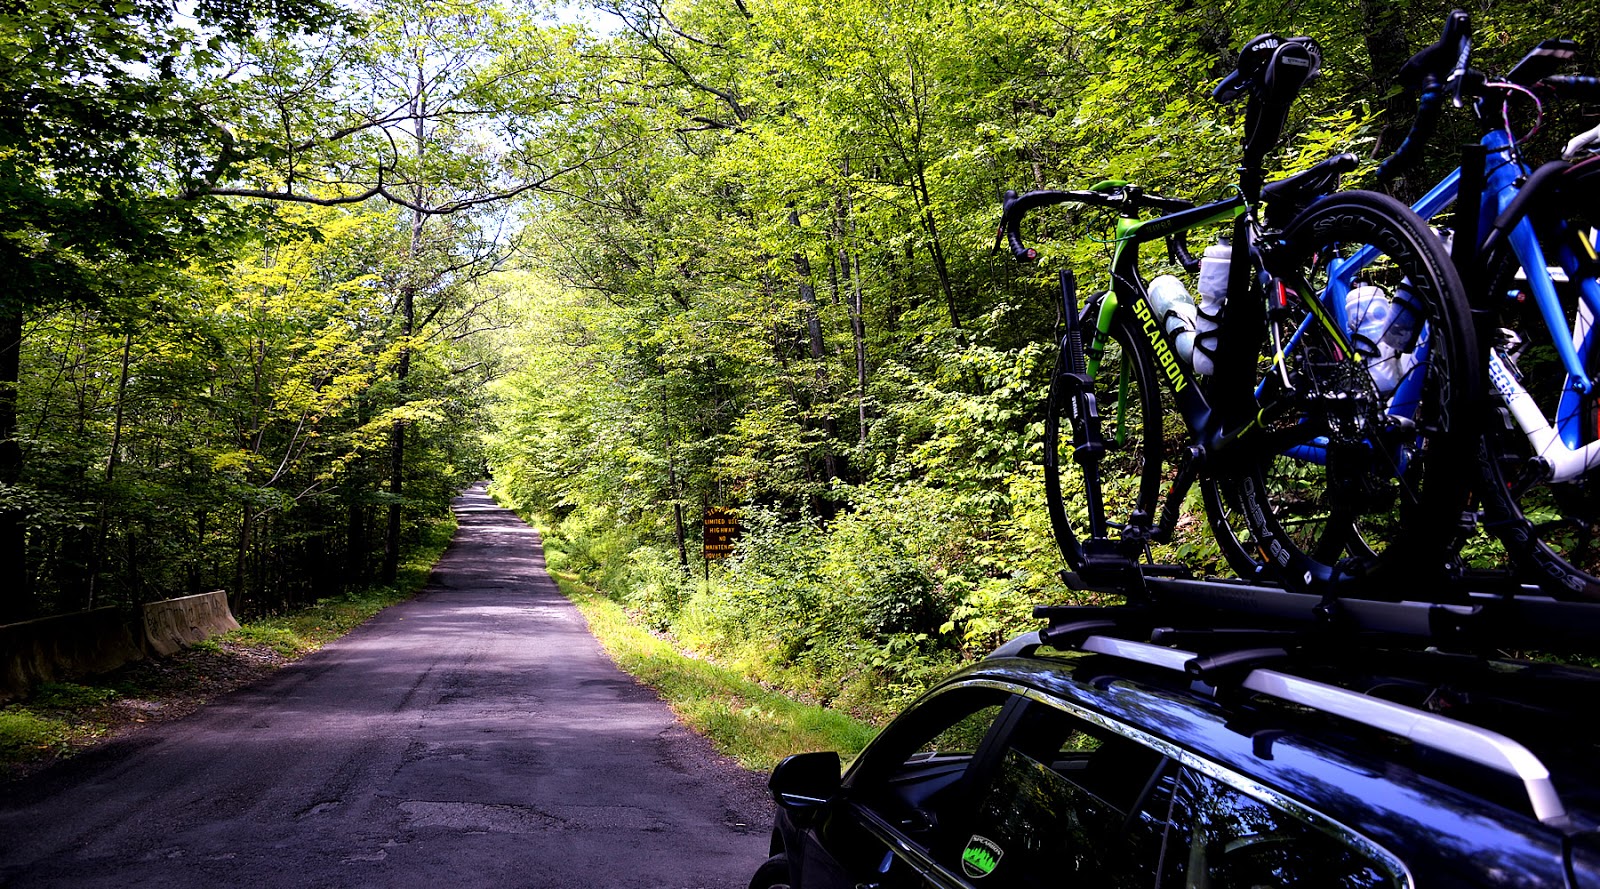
<box><xmin>1395</xmin><ymin>14</ymin><xmax>1600</xmax><ymax>598</ymax></box>
<box><xmin>1208</xmin><ymin>11</ymin><xmax>1600</xmax><ymax>599</ymax></box>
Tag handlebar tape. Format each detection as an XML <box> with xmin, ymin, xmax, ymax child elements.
<box><xmin>1545</xmin><ymin>75</ymin><xmax>1600</xmax><ymax>102</ymax></box>
<box><xmin>1377</xmin><ymin>82</ymin><xmax>1445</xmax><ymax>181</ymax></box>
<box><xmin>999</xmin><ymin>189</ymin><xmax>1195</xmax><ymax>262</ymax></box>
<box><xmin>1398</xmin><ymin>9</ymin><xmax>1470</xmax><ymax>91</ymax></box>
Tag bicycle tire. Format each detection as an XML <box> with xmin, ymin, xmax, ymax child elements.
<box><xmin>1199</xmin><ymin>477</ymin><xmax>1275</xmax><ymax>582</ymax></box>
<box><xmin>1221</xmin><ymin>189</ymin><xmax>1480</xmax><ymax>595</ymax></box>
<box><xmin>1475</xmin><ymin>224</ymin><xmax>1600</xmax><ymax>600</ymax></box>
<box><xmin>1043</xmin><ymin>296</ymin><xmax>1165</xmax><ymax>570</ymax></box>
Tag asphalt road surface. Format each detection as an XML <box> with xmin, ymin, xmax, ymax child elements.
<box><xmin>0</xmin><ymin>486</ymin><xmax>776</xmax><ymax>888</ymax></box>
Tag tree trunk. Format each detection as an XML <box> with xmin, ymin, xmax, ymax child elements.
<box><xmin>383</xmin><ymin>258</ymin><xmax>416</xmax><ymax>584</ymax></box>
<box><xmin>191</xmin><ymin>508</ymin><xmax>206</xmax><ymax>597</ymax></box>
<box><xmin>669</xmin><ymin>461</ymin><xmax>688</xmax><ymax>568</ymax></box>
<box><xmin>1362</xmin><ymin>1</ymin><xmax>1417</xmax><ymax>181</ymax></box>
<box><xmin>383</xmin><ymin>61</ymin><xmax>430</xmax><ymax>585</ymax></box>
<box><xmin>661</xmin><ymin>395</ymin><xmax>688</xmax><ymax>568</ymax></box>
<box><xmin>383</xmin><ymin>288</ymin><xmax>412</xmax><ymax>585</ymax></box>
<box><xmin>846</xmin><ymin>249</ymin><xmax>869</xmax><ymax>447</ymax></box>
<box><xmin>835</xmin><ymin>162</ymin><xmax>869</xmax><ymax>450</ymax></box>
<box><xmin>790</xmin><ymin>211</ymin><xmax>839</xmax><ymax>515</ymax></box>
<box><xmin>383</xmin><ymin>411</ymin><xmax>406</xmax><ymax>583</ymax></box>
<box><xmin>87</xmin><ymin>329</ymin><xmax>133</xmax><ymax>610</ymax></box>
<box><xmin>0</xmin><ymin>301</ymin><xmax>27</xmax><ymax>623</ymax></box>
<box><xmin>914</xmin><ymin>169</ymin><xmax>959</xmax><ymax>329</ymax></box>
<box><xmin>233</xmin><ymin>506</ymin><xmax>253</xmax><ymax>617</ymax></box>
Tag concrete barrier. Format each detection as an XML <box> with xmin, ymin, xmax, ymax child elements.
<box><xmin>0</xmin><ymin>591</ymin><xmax>239</xmax><ymax>702</ymax></box>
<box><xmin>143</xmin><ymin>591</ymin><xmax>240</xmax><ymax>657</ymax></box>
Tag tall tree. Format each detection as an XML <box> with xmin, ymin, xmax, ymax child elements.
<box><xmin>0</xmin><ymin>0</ymin><xmax>340</xmax><ymax>621</ymax></box>
<box><xmin>205</xmin><ymin>0</ymin><xmax>617</xmax><ymax>582</ymax></box>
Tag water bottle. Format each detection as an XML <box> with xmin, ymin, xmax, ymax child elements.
<box><xmin>1147</xmin><ymin>274</ymin><xmax>1200</xmax><ymax>366</ymax></box>
<box><xmin>1345</xmin><ymin>282</ymin><xmax>1419</xmax><ymax>395</ymax></box>
<box><xmin>1376</xmin><ymin>280</ymin><xmax>1421</xmax><ymax>393</ymax></box>
<box><xmin>1345</xmin><ymin>284</ymin><xmax>1391</xmax><ymax>356</ymax></box>
<box><xmin>1193</xmin><ymin>243</ymin><xmax>1231</xmax><ymax>376</ymax></box>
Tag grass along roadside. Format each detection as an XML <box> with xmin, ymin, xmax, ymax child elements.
<box><xmin>0</xmin><ymin>513</ymin><xmax>457</xmax><ymax>780</ymax></box>
<box><xmin>486</xmin><ymin>489</ymin><xmax>881</xmax><ymax>772</ymax></box>
<box><xmin>546</xmin><ymin>563</ymin><xmax>879</xmax><ymax>772</ymax></box>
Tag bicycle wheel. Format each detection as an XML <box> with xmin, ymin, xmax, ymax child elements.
<box><xmin>1199</xmin><ymin>477</ymin><xmax>1274</xmax><ymax>582</ymax></box>
<box><xmin>1043</xmin><ymin>296</ymin><xmax>1165</xmax><ymax>572</ymax></box>
<box><xmin>1223</xmin><ymin>190</ymin><xmax>1480</xmax><ymax>595</ymax></box>
<box><xmin>1476</xmin><ymin>222</ymin><xmax>1600</xmax><ymax>600</ymax></box>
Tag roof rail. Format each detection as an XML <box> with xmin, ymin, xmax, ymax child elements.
<box><xmin>992</xmin><ymin>596</ymin><xmax>1576</xmax><ymax>824</ymax></box>
<box><xmin>1073</xmin><ymin>632</ymin><xmax>1565</xmax><ymax>823</ymax></box>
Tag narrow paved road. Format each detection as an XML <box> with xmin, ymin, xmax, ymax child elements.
<box><xmin>0</xmin><ymin>487</ymin><xmax>775</xmax><ymax>888</ymax></box>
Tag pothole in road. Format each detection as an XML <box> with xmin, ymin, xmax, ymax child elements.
<box><xmin>399</xmin><ymin>800</ymin><xmax>571</xmax><ymax>833</ymax></box>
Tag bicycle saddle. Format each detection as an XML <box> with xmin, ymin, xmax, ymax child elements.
<box><xmin>1260</xmin><ymin>153</ymin><xmax>1359</xmax><ymax>227</ymax></box>
<box><xmin>1213</xmin><ymin>34</ymin><xmax>1323</xmax><ymax>106</ymax></box>
<box><xmin>1260</xmin><ymin>153</ymin><xmax>1359</xmax><ymax>207</ymax></box>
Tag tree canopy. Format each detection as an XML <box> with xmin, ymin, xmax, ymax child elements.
<box><xmin>3</xmin><ymin>0</ymin><xmax>1595</xmax><ymax>707</ymax></box>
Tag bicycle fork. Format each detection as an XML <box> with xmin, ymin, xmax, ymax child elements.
<box><xmin>1045</xmin><ymin>269</ymin><xmax>1101</xmax><ymax>565</ymax></box>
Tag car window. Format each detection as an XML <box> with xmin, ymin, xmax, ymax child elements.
<box><xmin>1169</xmin><ymin>768</ymin><xmax>1405</xmax><ymax>889</ymax></box>
<box><xmin>934</xmin><ymin>701</ymin><xmax>1177</xmax><ymax>886</ymax></box>
<box><xmin>816</xmin><ymin>686</ymin><xmax>1013</xmax><ymax>888</ymax></box>
<box><xmin>912</xmin><ymin>702</ymin><xmax>1005</xmax><ymax>759</ymax></box>
<box><xmin>851</xmin><ymin>686</ymin><xmax>1011</xmax><ymax>788</ymax></box>
<box><xmin>845</xmin><ymin>686</ymin><xmax>1011</xmax><ymax>835</ymax></box>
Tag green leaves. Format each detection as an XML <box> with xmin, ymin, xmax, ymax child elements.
<box><xmin>480</xmin><ymin>0</ymin><xmax>1600</xmax><ymax>712</ymax></box>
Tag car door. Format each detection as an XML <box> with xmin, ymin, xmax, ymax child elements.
<box><xmin>1161</xmin><ymin>766</ymin><xmax>1408</xmax><ymax>888</ymax></box>
<box><xmin>791</xmin><ymin>682</ymin><xmax>1182</xmax><ymax>888</ymax></box>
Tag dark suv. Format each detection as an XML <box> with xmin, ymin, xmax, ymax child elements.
<box><xmin>748</xmin><ymin>589</ymin><xmax>1600</xmax><ymax>888</ymax></box>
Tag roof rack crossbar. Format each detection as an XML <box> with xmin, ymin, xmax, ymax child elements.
<box><xmin>1079</xmin><ymin>635</ymin><xmax>1192</xmax><ymax>671</ymax></box>
<box><xmin>1078</xmin><ymin>633</ymin><xmax>1567</xmax><ymax>824</ymax></box>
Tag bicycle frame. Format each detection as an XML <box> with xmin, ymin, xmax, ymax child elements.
<box><xmin>1087</xmin><ymin>198</ymin><xmax>1244</xmax><ymax>429</ymax></box>
<box><xmin>1080</xmin><ymin>193</ymin><xmax>1372</xmax><ymax>543</ymax></box>
<box><xmin>1455</xmin><ymin>131</ymin><xmax>1600</xmax><ymax>483</ymax></box>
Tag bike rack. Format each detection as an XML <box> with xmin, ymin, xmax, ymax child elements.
<box><xmin>1050</xmin><ymin>567</ymin><xmax>1600</xmax><ymax>655</ymax></box>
